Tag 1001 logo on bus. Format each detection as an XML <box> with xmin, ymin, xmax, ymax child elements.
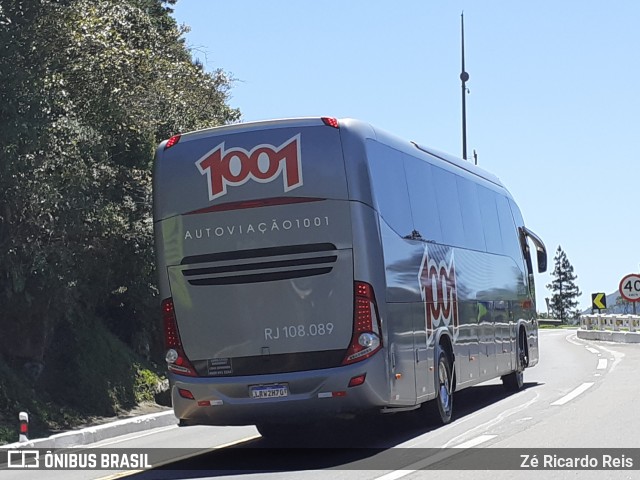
<box><xmin>418</xmin><ymin>249</ymin><xmax>459</xmax><ymax>343</ymax></box>
<box><xmin>196</xmin><ymin>135</ymin><xmax>302</xmax><ymax>200</ymax></box>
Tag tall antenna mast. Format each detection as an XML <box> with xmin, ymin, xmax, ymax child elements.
<box><xmin>460</xmin><ymin>12</ymin><xmax>469</xmax><ymax>161</ymax></box>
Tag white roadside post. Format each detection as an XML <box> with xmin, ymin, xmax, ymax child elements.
<box><xmin>19</xmin><ymin>411</ymin><xmax>28</xmax><ymax>443</ymax></box>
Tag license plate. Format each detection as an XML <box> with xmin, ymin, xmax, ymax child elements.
<box><xmin>250</xmin><ymin>384</ymin><xmax>289</xmax><ymax>399</ymax></box>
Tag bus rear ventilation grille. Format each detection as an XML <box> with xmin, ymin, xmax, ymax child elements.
<box><xmin>181</xmin><ymin>243</ymin><xmax>339</xmax><ymax>286</ymax></box>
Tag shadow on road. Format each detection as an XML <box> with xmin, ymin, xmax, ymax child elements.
<box><xmin>130</xmin><ymin>381</ymin><xmax>541</xmax><ymax>478</ymax></box>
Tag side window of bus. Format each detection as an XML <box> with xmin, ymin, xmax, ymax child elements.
<box><xmin>477</xmin><ymin>185</ymin><xmax>503</xmax><ymax>254</ymax></box>
<box><xmin>432</xmin><ymin>166</ymin><xmax>465</xmax><ymax>248</ymax></box>
<box><xmin>403</xmin><ymin>155</ymin><xmax>444</xmax><ymax>243</ymax></box>
<box><xmin>496</xmin><ymin>195</ymin><xmax>525</xmax><ymax>271</ymax></box>
<box><xmin>509</xmin><ymin>198</ymin><xmax>526</xmax><ymax>230</ymax></box>
<box><xmin>456</xmin><ymin>176</ymin><xmax>487</xmax><ymax>252</ymax></box>
<box><xmin>365</xmin><ymin>140</ymin><xmax>413</xmax><ymax>237</ymax></box>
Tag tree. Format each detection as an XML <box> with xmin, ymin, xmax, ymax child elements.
<box><xmin>0</xmin><ymin>0</ymin><xmax>239</xmax><ymax>367</ymax></box>
<box><xmin>0</xmin><ymin>0</ymin><xmax>243</xmax><ymax>429</ymax></box>
<box><xmin>546</xmin><ymin>246</ymin><xmax>582</xmax><ymax>323</ymax></box>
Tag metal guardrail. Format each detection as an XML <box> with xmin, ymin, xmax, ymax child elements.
<box><xmin>580</xmin><ymin>314</ymin><xmax>640</xmax><ymax>332</ymax></box>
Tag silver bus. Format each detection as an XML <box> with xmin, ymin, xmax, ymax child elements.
<box><xmin>153</xmin><ymin>117</ymin><xmax>547</xmax><ymax>436</ymax></box>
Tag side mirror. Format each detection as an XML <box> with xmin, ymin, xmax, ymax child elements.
<box><xmin>536</xmin><ymin>248</ymin><xmax>547</xmax><ymax>273</ymax></box>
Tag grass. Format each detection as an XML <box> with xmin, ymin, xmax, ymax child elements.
<box><xmin>0</xmin><ymin>319</ymin><xmax>166</xmax><ymax>445</ymax></box>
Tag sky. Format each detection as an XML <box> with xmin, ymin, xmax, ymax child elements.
<box><xmin>171</xmin><ymin>0</ymin><xmax>640</xmax><ymax>312</ymax></box>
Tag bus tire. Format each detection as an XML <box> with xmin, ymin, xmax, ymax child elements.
<box><xmin>426</xmin><ymin>346</ymin><xmax>454</xmax><ymax>425</ymax></box>
<box><xmin>502</xmin><ymin>328</ymin><xmax>527</xmax><ymax>392</ymax></box>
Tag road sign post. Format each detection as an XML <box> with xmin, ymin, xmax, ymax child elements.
<box><xmin>591</xmin><ymin>292</ymin><xmax>607</xmax><ymax>312</ymax></box>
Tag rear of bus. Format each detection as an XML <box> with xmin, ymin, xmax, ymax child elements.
<box><xmin>153</xmin><ymin>118</ymin><xmax>388</xmax><ymax>426</ymax></box>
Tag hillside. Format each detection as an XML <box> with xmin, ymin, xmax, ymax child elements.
<box><xmin>0</xmin><ymin>321</ymin><xmax>169</xmax><ymax>445</ymax></box>
<box><xmin>0</xmin><ymin>1</ymin><xmax>239</xmax><ymax>445</ymax></box>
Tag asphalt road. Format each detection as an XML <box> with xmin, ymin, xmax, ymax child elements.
<box><xmin>3</xmin><ymin>329</ymin><xmax>639</xmax><ymax>480</ymax></box>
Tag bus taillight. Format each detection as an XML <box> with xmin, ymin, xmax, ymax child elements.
<box><xmin>162</xmin><ymin>298</ymin><xmax>198</xmax><ymax>377</ymax></box>
<box><xmin>321</xmin><ymin>117</ymin><xmax>339</xmax><ymax>128</ymax></box>
<box><xmin>164</xmin><ymin>134</ymin><xmax>181</xmax><ymax>150</ymax></box>
<box><xmin>342</xmin><ymin>282</ymin><xmax>383</xmax><ymax>365</ymax></box>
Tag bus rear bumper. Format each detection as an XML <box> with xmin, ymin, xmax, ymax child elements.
<box><xmin>170</xmin><ymin>353</ymin><xmax>390</xmax><ymax>426</ymax></box>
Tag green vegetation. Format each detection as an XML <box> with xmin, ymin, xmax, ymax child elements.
<box><xmin>546</xmin><ymin>246</ymin><xmax>582</xmax><ymax>324</ymax></box>
<box><xmin>0</xmin><ymin>0</ymin><xmax>239</xmax><ymax>444</ymax></box>
<box><xmin>135</xmin><ymin>366</ymin><xmax>166</xmax><ymax>404</ymax></box>
<box><xmin>0</xmin><ymin>324</ymin><xmax>166</xmax><ymax>443</ymax></box>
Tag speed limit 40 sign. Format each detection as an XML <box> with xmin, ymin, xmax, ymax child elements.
<box><xmin>619</xmin><ymin>274</ymin><xmax>640</xmax><ymax>302</ymax></box>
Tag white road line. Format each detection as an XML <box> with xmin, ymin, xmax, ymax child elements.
<box><xmin>375</xmin><ymin>435</ymin><xmax>496</xmax><ymax>480</ymax></box>
<box><xmin>565</xmin><ymin>333</ymin><xmax>583</xmax><ymax>346</ymax></box>
<box><xmin>442</xmin><ymin>392</ymin><xmax>539</xmax><ymax>448</ymax></box>
<box><xmin>597</xmin><ymin>359</ymin><xmax>608</xmax><ymax>370</ymax></box>
<box><xmin>89</xmin><ymin>425</ymin><xmax>177</xmax><ymax>447</ymax></box>
<box><xmin>455</xmin><ymin>434</ymin><xmax>498</xmax><ymax>448</ymax></box>
<box><xmin>592</xmin><ymin>343</ymin><xmax>625</xmax><ymax>373</ymax></box>
<box><xmin>551</xmin><ymin>382</ymin><xmax>594</xmax><ymax>406</ymax></box>
<box><xmin>586</xmin><ymin>347</ymin><xmax>600</xmax><ymax>354</ymax></box>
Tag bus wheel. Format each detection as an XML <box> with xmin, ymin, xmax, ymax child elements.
<box><xmin>425</xmin><ymin>347</ymin><xmax>453</xmax><ymax>425</ymax></box>
<box><xmin>502</xmin><ymin>328</ymin><xmax>527</xmax><ymax>392</ymax></box>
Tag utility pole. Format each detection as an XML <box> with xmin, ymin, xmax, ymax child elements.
<box><xmin>460</xmin><ymin>12</ymin><xmax>469</xmax><ymax>161</ymax></box>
